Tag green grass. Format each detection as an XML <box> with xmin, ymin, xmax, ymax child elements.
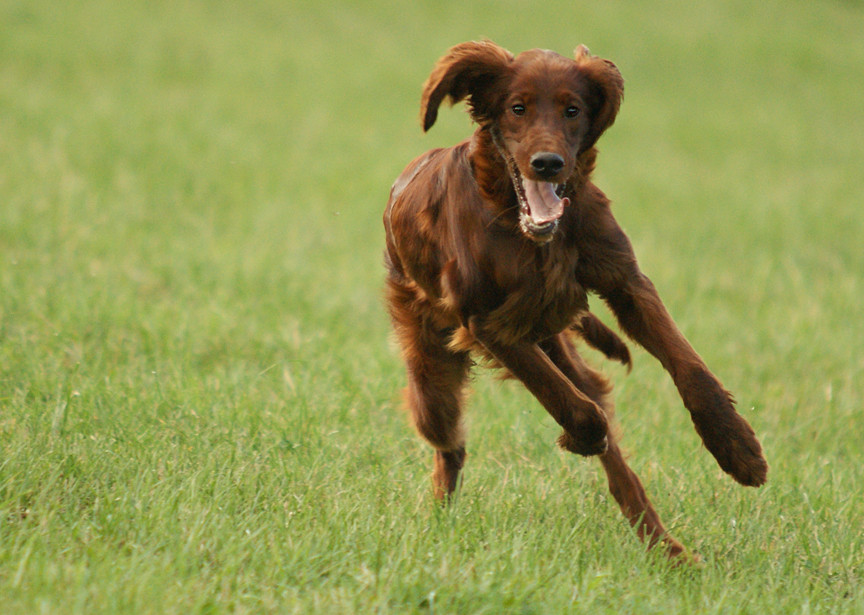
<box><xmin>1</xmin><ymin>0</ymin><xmax>863</xmax><ymax>612</ymax></box>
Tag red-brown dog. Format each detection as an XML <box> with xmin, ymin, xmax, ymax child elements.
<box><xmin>384</xmin><ymin>41</ymin><xmax>767</xmax><ymax>558</ymax></box>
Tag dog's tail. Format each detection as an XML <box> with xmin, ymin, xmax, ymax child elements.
<box><xmin>571</xmin><ymin>313</ymin><xmax>631</xmax><ymax>370</ymax></box>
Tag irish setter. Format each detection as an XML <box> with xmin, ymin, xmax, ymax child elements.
<box><xmin>384</xmin><ymin>41</ymin><xmax>767</xmax><ymax>559</ymax></box>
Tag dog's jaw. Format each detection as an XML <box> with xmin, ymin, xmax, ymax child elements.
<box><xmin>519</xmin><ymin>178</ymin><xmax>569</xmax><ymax>243</ymax></box>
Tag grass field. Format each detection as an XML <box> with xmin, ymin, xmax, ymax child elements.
<box><xmin>1</xmin><ymin>0</ymin><xmax>863</xmax><ymax>612</ymax></box>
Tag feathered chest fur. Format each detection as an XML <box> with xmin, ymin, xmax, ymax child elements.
<box><xmin>448</xmin><ymin>235</ymin><xmax>589</xmax><ymax>353</ymax></box>
<box><xmin>487</xmin><ymin>239</ymin><xmax>588</xmax><ymax>343</ymax></box>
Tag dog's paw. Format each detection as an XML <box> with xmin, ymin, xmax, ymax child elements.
<box><xmin>697</xmin><ymin>412</ymin><xmax>768</xmax><ymax>487</ymax></box>
<box><xmin>557</xmin><ymin>430</ymin><xmax>608</xmax><ymax>456</ymax></box>
<box><xmin>555</xmin><ymin>397</ymin><xmax>609</xmax><ymax>456</ymax></box>
<box><xmin>679</xmin><ymin>370</ymin><xmax>768</xmax><ymax>486</ymax></box>
<box><xmin>664</xmin><ymin>540</ymin><xmax>703</xmax><ymax>567</ymax></box>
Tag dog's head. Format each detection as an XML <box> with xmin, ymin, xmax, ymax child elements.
<box><xmin>420</xmin><ymin>41</ymin><xmax>623</xmax><ymax>243</ymax></box>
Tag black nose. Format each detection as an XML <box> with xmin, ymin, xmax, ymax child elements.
<box><xmin>529</xmin><ymin>152</ymin><xmax>565</xmax><ymax>178</ymax></box>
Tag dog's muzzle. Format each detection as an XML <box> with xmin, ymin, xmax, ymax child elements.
<box><xmin>491</xmin><ymin>128</ymin><xmax>570</xmax><ymax>244</ymax></box>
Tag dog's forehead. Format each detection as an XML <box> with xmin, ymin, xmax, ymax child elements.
<box><xmin>514</xmin><ymin>48</ymin><xmax>568</xmax><ymax>63</ymax></box>
<box><xmin>510</xmin><ymin>49</ymin><xmax>580</xmax><ymax>89</ymax></box>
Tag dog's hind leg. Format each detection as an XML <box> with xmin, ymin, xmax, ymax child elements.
<box><xmin>403</xmin><ymin>337</ymin><xmax>471</xmax><ymax>501</ymax></box>
<box><xmin>387</xmin><ymin>280</ymin><xmax>472</xmax><ymax>501</ymax></box>
<box><xmin>541</xmin><ymin>333</ymin><xmax>692</xmax><ymax>561</ymax></box>
<box><xmin>597</xmin><ymin>440</ymin><xmax>691</xmax><ymax>561</ymax></box>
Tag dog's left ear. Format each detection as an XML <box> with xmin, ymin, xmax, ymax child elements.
<box><xmin>573</xmin><ymin>45</ymin><xmax>624</xmax><ymax>154</ymax></box>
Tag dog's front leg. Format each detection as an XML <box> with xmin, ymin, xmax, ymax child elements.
<box><xmin>603</xmin><ymin>272</ymin><xmax>768</xmax><ymax>486</ymax></box>
<box><xmin>467</xmin><ymin>317</ymin><xmax>609</xmax><ymax>455</ymax></box>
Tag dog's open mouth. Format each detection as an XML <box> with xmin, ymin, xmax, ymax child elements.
<box><xmin>490</xmin><ymin>127</ymin><xmax>570</xmax><ymax>243</ymax></box>
<box><xmin>513</xmin><ymin>174</ymin><xmax>570</xmax><ymax>242</ymax></box>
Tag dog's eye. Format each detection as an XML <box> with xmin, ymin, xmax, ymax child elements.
<box><xmin>511</xmin><ymin>104</ymin><xmax>526</xmax><ymax>116</ymax></box>
<box><xmin>565</xmin><ymin>105</ymin><xmax>580</xmax><ymax>118</ymax></box>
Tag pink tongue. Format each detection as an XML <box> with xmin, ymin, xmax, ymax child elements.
<box><xmin>523</xmin><ymin>180</ymin><xmax>569</xmax><ymax>224</ymax></box>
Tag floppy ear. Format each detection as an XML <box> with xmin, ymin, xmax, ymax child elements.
<box><xmin>420</xmin><ymin>40</ymin><xmax>514</xmax><ymax>132</ymax></box>
<box><xmin>573</xmin><ymin>45</ymin><xmax>624</xmax><ymax>154</ymax></box>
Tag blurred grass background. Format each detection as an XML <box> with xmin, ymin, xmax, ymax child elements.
<box><xmin>1</xmin><ymin>0</ymin><xmax>862</xmax><ymax>613</ymax></box>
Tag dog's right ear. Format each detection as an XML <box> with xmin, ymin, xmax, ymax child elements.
<box><xmin>420</xmin><ymin>40</ymin><xmax>514</xmax><ymax>132</ymax></box>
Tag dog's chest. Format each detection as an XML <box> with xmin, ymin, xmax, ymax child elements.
<box><xmin>484</xmin><ymin>244</ymin><xmax>588</xmax><ymax>344</ymax></box>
